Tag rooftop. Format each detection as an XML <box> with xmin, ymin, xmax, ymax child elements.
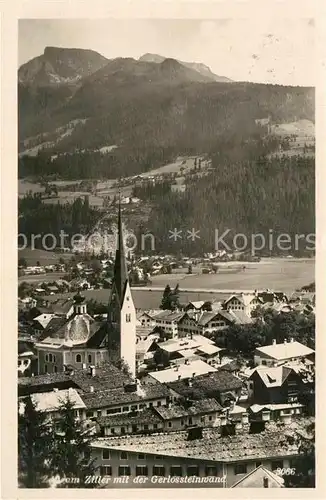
<box><xmin>90</xmin><ymin>419</ymin><xmax>308</xmax><ymax>462</ymax></box>
<box><xmin>24</xmin><ymin>388</ymin><xmax>86</xmax><ymax>412</ymax></box>
<box><xmin>250</xmin><ymin>366</ymin><xmax>292</xmax><ymax>388</ymax></box>
<box><xmin>255</xmin><ymin>340</ymin><xmax>314</xmax><ymax>361</ymax></box>
<box><xmin>232</xmin><ymin>465</ymin><xmax>284</xmax><ymax>488</ymax></box>
<box><xmin>149</xmin><ymin>360</ymin><xmax>218</xmax><ymax>384</ymax></box>
<box><xmin>168</xmin><ymin>370</ymin><xmax>243</xmax><ymax>399</ymax></box>
<box><xmin>97</xmin><ymin>408</ymin><xmax>162</xmax><ymax>427</ymax></box>
<box><xmin>154</xmin><ymin>398</ymin><xmax>222</xmax><ymax>420</ymax></box>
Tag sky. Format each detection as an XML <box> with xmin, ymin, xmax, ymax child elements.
<box><xmin>18</xmin><ymin>18</ymin><xmax>315</xmax><ymax>86</ymax></box>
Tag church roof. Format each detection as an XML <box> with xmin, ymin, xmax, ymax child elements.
<box><xmin>36</xmin><ymin>312</ymin><xmax>105</xmax><ymax>348</ymax></box>
<box><xmin>112</xmin><ymin>202</ymin><xmax>129</xmax><ymax>306</ymax></box>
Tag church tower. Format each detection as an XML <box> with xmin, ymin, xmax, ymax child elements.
<box><xmin>107</xmin><ymin>201</ymin><xmax>136</xmax><ymax>377</ymax></box>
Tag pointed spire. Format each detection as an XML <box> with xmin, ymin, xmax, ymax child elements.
<box><xmin>113</xmin><ymin>194</ymin><xmax>128</xmax><ymax>303</ymax></box>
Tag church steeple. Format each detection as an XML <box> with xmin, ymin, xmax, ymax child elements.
<box><xmin>113</xmin><ymin>198</ymin><xmax>128</xmax><ymax>305</ymax></box>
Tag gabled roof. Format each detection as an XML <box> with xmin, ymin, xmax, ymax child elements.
<box><xmin>149</xmin><ymin>360</ymin><xmax>218</xmax><ymax>384</ymax></box>
<box><xmin>250</xmin><ymin>366</ymin><xmax>293</xmax><ymax>388</ymax></box>
<box><xmin>168</xmin><ymin>370</ymin><xmax>243</xmax><ymax>398</ymax></box>
<box><xmin>29</xmin><ymin>388</ymin><xmax>86</xmax><ymax>412</ymax></box>
<box><xmin>232</xmin><ymin>465</ymin><xmax>284</xmax><ymax>488</ymax></box>
<box><xmin>255</xmin><ymin>341</ymin><xmax>314</xmax><ymax>361</ymax></box>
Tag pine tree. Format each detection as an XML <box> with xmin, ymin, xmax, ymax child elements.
<box><xmin>160</xmin><ymin>284</ymin><xmax>172</xmax><ymax>310</ymax></box>
<box><xmin>51</xmin><ymin>397</ymin><xmax>96</xmax><ymax>487</ymax></box>
<box><xmin>18</xmin><ymin>396</ymin><xmax>54</xmax><ymax>488</ymax></box>
<box><xmin>170</xmin><ymin>284</ymin><xmax>181</xmax><ymax>311</ymax></box>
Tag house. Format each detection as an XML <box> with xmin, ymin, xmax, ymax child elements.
<box><xmin>90</xmin><ymin>418</ymin><xmax>307</xmax><ymax>487</ymax></box>
<box><xmin>168</xmin><ymin>370</ymin><xmax>243</xmax><ymax>407</ymax></box>
<box><xmin>254</xmin><ymin>339</ymin><xmax>315</xmax><ymax>367</ymax></box>
<box><xmin>248</xmin><ymin>365</ymin><xmax>304</xmax><ymax>404</ymax></box>
<box><xmin>148</xmin><ymin>359</ymin><xmax>218</xmax><ymax>384</ymax></box>
<box><xmin>177</xmin><ymin>310</ymin><xmax>252</xmax><ymax>338</ymax></box>
<box><xmin>79</xmin><ymin>382</ymin><xmax>171</xmax><ymax>422</ymax></box>
<box><xmin>152</xmin><ymin>311</ymin><xmax>184</xmax><ymax>338</ymax></box>
<box><xmin>97</xmin><ymin>408</ymin><xmax>165</xmax><ymax>436</ymax></box>
<box><xmin>248</xmin><ymin>402</ymin><xmax>304</xmax><ymax>423</ymax></box>
<box><xmin>40</xmin><ymin>297</ymin><xmax>75</xmax><ymax>319</ymax></box>
<box><xmin>223</xmin><ymin>293</ymin><xmax>262</xmax><ymax>316</ymax></box>
<box><xmin>231</xmin><ymin>464</ymin><xmax>284</xmax><ymax>488</ymax></box>
<box><xmin>136</xmin><ymin>311</ymin><xmax>159</xmax><ymax>328</ymax></box>
<box><xmin>19</xmin><ymin>388</ymin><xmax>86</xmax><ymax>422</ymax></box>
<box><xmin>32</xmin><ymin>313</ymin><xmax>57</xmax><ymax>336</ymax></box>
<box><xmin>153</xmin><ymin>398</ymin><xmax>223</xmax><ymax>431</ymax></box>
<box><xmin>18</xmin><ymin>297</ymin><xmax>37</xmax><ymax>310</ymax></box>
<box><xmin>34</xmin><ymin>294</ymin><xmax>109</xmax><ymax>374</ymax></box>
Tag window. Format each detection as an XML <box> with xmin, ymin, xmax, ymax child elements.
<box><xmin>136</xmin><ymin>466</ymin><xmax>148</xmax><ymax>476</ymax></box>
<box><xmin>156</xmin><ymin>455</ymin><xmax>163</xmax><ymax>460</ymax></box>
<box><xmin>102</xmin><ymin>449</ymin><xmax>111</xmax><ymax>459</ymax></box>
<box><xmin>157</xmin><ymin>401</ymin><xmax>161</xmax><ymax>407</ymax></box>
<box><xmin>100</xmin><ymin>466</ymin><xmax>112</xmax><ymax>476</ymax></box>
<box><xmin>126</xmin><ymin>313</ymin><xmax>131</xmax><ymax>323</ymax></box>
<box><xmin>88</xmin><ymin>354</ymin><xmax>92</xmax><ymax>363</ymax></box>
<box><xmin>186</xmin><ymin>465</ymin><xmax>199</xmax><ymax>476</ymax></box>
<box><xmin>123</xmin><ymin>406</ymin><xmax>129</xmax><ymax>412</ymax></box>
<box><xmin>24</xmin><ymin>359</ymin><xmax>29</xmax><ymax>366</ymax></box>
<box><xmin>209</xmin><ymin>416</ymin><xmax>213</xmax><ymax>421</ymax></box>
<box><xmin>153</xmin><ymin>424</ymin><xmax>158</xmax><ymax>429</ymax></box>
<box><xmin>45</xmin><ymin>354</ymin><xmax>49</xmax><ymax>362</ymax></box>
<box><xmin>44</xmin><ymin>364</ymin><xmax>48</xmax><ymax>373</ymax></box>
<box><xmin>255</xmin><ymin>461</ymin><xmax>262</xmax><ymax>468</ymax></box>
<box><xmin>106</xmin><ymin>408</ymin><xmax>121</xmax><ymax>414</ymax></box>
<box><xmin>97</xmin><ymin>410</ymin><xmax>102</xmax><ymax>417</ymax></box>
<box><xmin>170</xmin><ymin>466</ymin><xmax>182</xmax><ymax>477</ymax></box>
<box><xmin>49</xmin><ymin>354</ymin><xmax>53</xmax><ymax>362</ymax></box>
<box><xmin>205</xmin><ymin>466</ymin><xmax>218</xmax><ymax>476</ymax></box>
<box><xmin>138</xmin><ymin>453</ymin><xmax>146</xmax><ymax>460</ymax></box>
<box><xmin>181</xmin><ymin>420</ymin><xmax>185</xmax><ymax>426</ymax></box>
<box><xmin>53</xmin><ymin>355</ymin><xmax>56</xmax><ymax>362</ymax></box>
<box><xmin>188</xmin><ymin>417</ymin><xmax>193</xmax><ymax>425</ymax></box>
<box><xmin>149</xmin><ymin>402</ymin><xmax>153</xmax><ymax>407</ymax></box>
<box><xmin>261</xmin><ymin>360</ymin><xmax>267</xmax><ymax>366</ymax></box>
<box><xmin>111</xmin><ymin>428</ymin><xmax>115</xmax><ymax>435</ymax></box>
<box><xmin>168</xmin><ymin>422</ymin><xmax>172</xmax><ymax>428</ymax></box>
<box><xmin>271</xmin><ymin>460</ymin><xmax>283</xmax><ymax>471</ymax></box>
<box><xmin>234</xmin><ymin>464</ymin><xmax>247</xmax><ymax>475</ymax></box>
<box><xmin>132</xmin><ymin>425</ymin><xmax>138</xmax><ymax>432</ymax></box>
<box><xmin>120</xmin><ymin>451</ymin><xmax>128</xmax><ymax>460</ymax></box>
<box><xmin>54</xmin><ymin>366</ymin><xmax>58</xmax><ymax>373</ymax></box>
<box><xmin>153</xmin><ymin>465</ymin><xmax>165</xmax><ymax>476</ymax></box>
<box><xmin>76</xmin><ymin>354</ymin><xmax>82</xmax><ymax>363</ymax></box>
<box><xmin>86</xmin><ymin>411</ymin><xmax>94</xmax><ymax>418</ymax></box>
<box><xmin>144</xmin><ymin>424</ymin><xmax>148</xmax><ymax>431</ymax></box>
<box><xmin>118</xmin><ymin>466</ymin><xmax>131</xmax><ymax>476</ymax></box>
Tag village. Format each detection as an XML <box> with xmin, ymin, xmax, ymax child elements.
<box><xmin>18</xmin><ymin>203</ymin><xmax>315</xmax><ymax>489</ymax></box>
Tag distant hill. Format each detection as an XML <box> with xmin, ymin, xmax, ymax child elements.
<box><xmin>18</xmin><ymin>47</ymin><xmax>314</xmax><ymax>169</ymax></box>
<box><xmin>139</xmin><ymin>52</ymin><xmax>232</xmax><ymax>82</ymax></box>
<box><xmin>18</xmin><ymin>46</ymin><xmax>110</xmax><ymax>87</ymax></box>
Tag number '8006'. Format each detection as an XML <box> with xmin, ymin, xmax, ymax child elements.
<box><xmin>276</xmin><ymin>468</ymin><xmax>296</xmax><ymax>476</ymax></box>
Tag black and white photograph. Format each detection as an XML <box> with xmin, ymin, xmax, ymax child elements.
<box><xmin>14</xmin><ymin>11</ymin><xmax>316</xmax><ymax>491</ymax></box>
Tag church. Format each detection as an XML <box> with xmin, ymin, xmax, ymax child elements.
<box><xmin>34</xmin><ymin>203</ymin><xmax>137</xmax><ymax>378</ymax></box>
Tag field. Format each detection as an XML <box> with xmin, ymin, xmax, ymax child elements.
<box><xmin>18</xmin><ymin>248</ymin><xmax>75</xmax><ymax>266</ymax></box>
<box><xmin>150</xmin><ymin>258</ymin><xmax>315</xmax><ymax>293</ymax></box>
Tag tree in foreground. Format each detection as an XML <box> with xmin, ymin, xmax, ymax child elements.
<box><xmin>18</xmin><ymin>396</ymin><xmax>54</xmax><ymax>488</ymax></box>
<box><xmin>284</xmin><ymin>421</ymin><xmax>315</xmax><ymax>488</ymax></box>
<box><xmin>51</xmin><ymin>398</ymin><xmax>96</xmax><ymax>488</ymax></box>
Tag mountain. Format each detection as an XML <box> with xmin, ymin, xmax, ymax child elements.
<box><xmin>139</xmin><ymin>53</ymin><xmax>232</xmax><ymax>82</ymax></box>
<box><xmin>18</xmin><ymin>48</ymin><xmax>314</xmax><ymax>173</ymax></box>
<box><xmin>18</xmin><ymin>46</ymin><xmax>110</xmax><ymax>87</ymax></box>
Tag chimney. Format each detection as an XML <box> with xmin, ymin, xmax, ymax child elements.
<box><xmin>89</xmin><ymin>365</ymin><xmax>96</xmax><ymax>377</ymax></box>
<box><xmin>53</xmin><ymin>388</ymin><xmax>59</xmax><ymax>392</ymax></box>
<box><xmin>272</xmin><ymin>339</ymin><xmax>277</xmax><ymax>345</ymax></box>
<box><xmin>192</xmin><ymin>372</ymin><xmax>196</xmax><ymax>378</ymax></box>
<box><xmin>178</xmin><ymin>374</ymin><xmax>181</xmax><ymax>381</ymax></box>
<box><xmin>284</xmin><ymin>339</ymin><xmax>287</xmax><ymax>344</ymax></box>
<box><xmin>290</xmin><ymin>337</ymin><xmax>294</xmax><ymax>343</ymax></box>
<box><xmin>188</xmin><ymin>379</ymin><xmax>193</xmax><ymax>387</ymax></box>
<box><xmin>82</xmin><ymin>363</ymin><xmax>87</xmax><ymax>370</ymax></box>
<box><xmin>263</xmin><ymin>476</ymin><xmax>269</xmax><ymax>488</ymax></box>
<box><xmin>89</xmin><ymin>385</ymin><xmax>94</xmax><ymax>393</ymax></box>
